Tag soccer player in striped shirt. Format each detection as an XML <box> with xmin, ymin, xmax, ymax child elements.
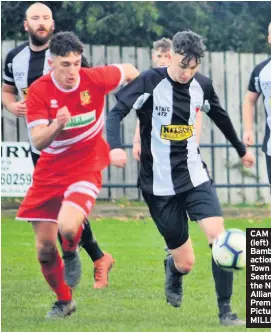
<box><xmin>107</xmin><ymin>30</ymin><xmax>255</xmax><ymax>326</ymax></box>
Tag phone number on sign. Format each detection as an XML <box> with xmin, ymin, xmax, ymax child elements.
<box><xmin>1</xmin><ymin>173</ymin><xmax>32</xmax><ymax>185</ymax></box>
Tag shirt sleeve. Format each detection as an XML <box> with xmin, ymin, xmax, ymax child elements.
<box><xmin>86</xmin><ymin>65</ymin><xmax>124</xmax><ymax>94</ymax></box>
<box><xmin>3</xmin><ymin>50</ymin><xmax>15</xmax><ymax>86</ymax></box>
<box><xmin>106</xmin><ymin>73</ymin><xmax>148</xmax><ymax>150</ymax></box>
<box><xmin>26</xmin><ymin>82</ymin><xmax>49</xmax><ymax>129</ymax></box>
<box><xmin>115</xmin><ymin>73</ymin><xmax>147</xmax><ymax>110</ymax></box>
<box><xmin>206</xmin><ymin>82</ymin><xmax>247</xmax><ymax>158</ymax></box>
<box><xmin>248</xmin><ymin>66</ymin><xmax>261</xmax><ymax>94</ymax></box>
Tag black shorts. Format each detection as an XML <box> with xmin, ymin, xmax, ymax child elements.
<box><xmin>142</xmin><ymin>180</ymin><xmax>222</xmax><ymax>250</ymax></box>
<box><xmin>266</xmin><ymin>154</ymin><xmax>271</xmax><ymax>192</ymax></box>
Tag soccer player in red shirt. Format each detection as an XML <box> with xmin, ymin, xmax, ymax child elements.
<box><xmin>16</xmin><ymin>31</ymin><xmax>139</xmax><ymax>318</ymax></box>
<box><xmin>2</xmin><ymin>2</ymin><xmax>120</xmax><ymax>290</ymax></box>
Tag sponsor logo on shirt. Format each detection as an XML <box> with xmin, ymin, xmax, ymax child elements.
<box><xmin>80</xmin><ymin>90</ymin><xmax>91</xmax><ymax>105</ymax></box>
<box><xmin>63</xmin><ymin>110</ymin><xmax>96</xmax><ymax>130</ymax></box>
<box><xmin>22</xmin><ymin>88</ymin><xmax>29</xmax><ymax>100</ymax></box>
<box><xmin>160</xmin><ymin>125</ymin><xmax>194</xmax><ymax>141</ymax></box>
<box><xmin>14</xmin><ymin>72</ymin><xmax>25</xmax><ymax>81</ymax></box>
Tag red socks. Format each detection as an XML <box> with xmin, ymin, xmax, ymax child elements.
<box><xmin>39</xmin><ymin>250</ymin><xmax>71</xmax><ymax>302</ymax></box>
<box><xmin>61</xmin><ymin>226</ymin><xmax>83</xmax><ymax>252</ymax></box>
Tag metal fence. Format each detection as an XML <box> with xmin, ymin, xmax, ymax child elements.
<box><xmin>1</xmin><ymin>41</ymin><xmax>270</xmax><ymax>203</ymax></box>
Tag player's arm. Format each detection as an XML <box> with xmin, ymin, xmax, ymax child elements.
<box><xmin>2</xmin><ymin>84</ymin><xmax>26</xmax><ymax>117</ymax></box>
<box><xmin>205</xmin><ymin>84</ymin><xmax>254</xmax><ymax>168</ymax></box>
<box><xmin>133</xmin><ymin>119</ymin><xmax>141</xmax><ymax>161</ymax></box>
<box><xmin>242</xmin><ymin>91</ymin><xmax>260</xmax><ymax>146</ymax></box>
<box><xmin>2</xmin><ymin>50</ymin><xmax>27</xmax><ymax>117</ymax></box>
<box><xmin>106</xmin><ymin>101</ymin><xmax>132</xmax><ymax>167</ymax></box>
<box><xmin>91</xmin><ymin>64</ymin><xmax>140</xmax><ymax>94</ymax></box>
<box><xmin>195</xmin><ymin>110</ymin><xmax>202</xmax><ymax>145</ymax></box>
<box><xmin>27</xmin><ymin>82</ymin><xmax>71</xmax><ymax>151</ymax></box>
<box><xmin>2</xmin><ymin>83</ymin><xmax>27</xmax><ymax>118</ymax></box>
<box><xmin>106</xmin><ymin>73</ymin><xmax>146</xmax><ymax>167</ymax></box>
<box><xmin>116</xmin><ymin>63</ymin><xmax>140</xmax><ymax>83</ymax></box>
<box><xmin>30</xmin><ymin>107</ymin><xmax>70</xmax><ymax>151</ymax></box>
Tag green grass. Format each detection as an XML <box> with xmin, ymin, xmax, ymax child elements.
<box><xmin>1</xmin><ymin>217</ymin><xmax>270</xmax><ymax>332</ymax></box>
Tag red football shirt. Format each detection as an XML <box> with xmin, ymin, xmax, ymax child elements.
<box><xmin>26</xmin><ymin>65</ymin><xmax>123</xmax><ymax>186</ymax></box>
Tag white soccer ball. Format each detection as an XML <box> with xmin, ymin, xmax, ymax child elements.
<box><xmin>212</xmin><ymin>228</ymin><xmax>246</xmax><ymax>271</ymax></box>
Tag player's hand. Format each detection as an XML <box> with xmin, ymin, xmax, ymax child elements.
<box><xmin>110</xmin><ymin>148</ymin><xmax>127</xmax><ymax>168</ymax></box>
<box><xmin>243</xmin><ymin>131</ymin><xmax>254</xmax><ymax>146</ymax></box>
<box><xmin>56</xmin><ymin>106</ymin><xmax>71</xmax><ymax>128</ymax></box>
<box><xmin>9</xmin><ymin>100</ymin><xmax>27</xmax><ymax>117</ymax></box>
<box><xmin>132</xmin><ymin>141</ymin><xmax>141</xmax><ymax>161</ymax></box>
<box><xmin>241</xmin><ymin>150</ymin><xmax>255</xmax><ymax>168</ymax></box>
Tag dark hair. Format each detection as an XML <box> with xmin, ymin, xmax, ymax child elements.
<box><xmin>172</xmin><ymin>31</ymin><xmax>206</xmax><ymax>65</ymax></box>
<box><xmin>153</xmin><ymin>38</ymin><xmax>172</xmax><ymax>52</ymax></box>
<box><xmin>49</xmin><ymin>31</ymin><xmax>84</xmax><ymax>57</ymax></box>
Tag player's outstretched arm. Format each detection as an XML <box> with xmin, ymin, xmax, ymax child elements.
<box><xmin>106</xmin><ymin>101</ymin><xmax>131</xmax><ymax>168</ymax></box>
<box><xmin>117</xmin><ymin>64</ymin><xmax>140</xmax><ymax>83</ymax></box>
<box><xmin>204</xmin><ymin>84</ymin><xmax>247</xmax><ymax>158</ymax></box>
<box><xmin>195</xmin><ymin>111</ymin><xmax>202</xmax><ymax>145</ymax></box>
<box><xmin>242</xmin><ymin>91</ymin><xmax>259</xmax><ymax>146</ymax></box>
<box><xmin>2</xmin><ymin>84</ymin><xmax>27</xmax><ymax>117</ymax></box>
<box><xmin>133</xmin><ymin>119</ymin><xmax>141</xmax><ymax>161</ymax></box>
<box><xmin>107</xmin><ymin>72</ymin><xmax>146</xmax><ymax>167</ymax></box>
<box><xmin>30</xmin><ymin>106</ymin><xmax>71</xmax><ymax>151</ymax></box>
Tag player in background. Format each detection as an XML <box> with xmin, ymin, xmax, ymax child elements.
<box><xmin>2</xmin><ymin>2</ymin><xmax>115</xmax><ymax>289</ymax></box>
<box><xmin>132</xmin><ymin>38</ymin><xmax>203</xmax><ymax>160</ymax></box>
<box><xmin>106</xmin><ymin>30</ymin><xmax>255</xmax><ymax>326</ymax></box>
<box><xmin>242</xmin><ymin>22</ymin><xmax>271</xmax><ymax>193</ymax></box>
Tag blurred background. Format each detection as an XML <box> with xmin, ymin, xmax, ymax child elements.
<box><xmin>2</xmin><ymin>1</ymin><xmax>271</xmax><ymax>52</ymax></box>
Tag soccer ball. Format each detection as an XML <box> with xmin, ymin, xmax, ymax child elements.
<box><xmin>212</xmin><ymin>229</ymin><xmax>246</xmax><ymax>271</ymax></box>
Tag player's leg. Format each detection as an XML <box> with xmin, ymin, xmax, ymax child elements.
<box><xmin>32</xmin><ymin>220</ymin><xmax>76</xmax><ymax>318</ymax></box>
<box><xmin>265</xmin><ymin>153</ymin><xmax>271</xmax><ymax>194</ymax></box>
<box><xmin>187</xmin><ymin>180</ymin><xmax>245</xmax><ymax>326</ymax></box>
<box><xmin>57</xmin><ymin>202</ymin><xmax>85</xmax><ymax>289</ymax></box>
<box><xmin>30</xmin><ymin>149</ymin><xmax>111</xmax><ymax>287</ymax></box>
<box><xmin>142</xmin><ymin>191</ymin><xmax>194</xmax><ymax>308</ymax></box>
<box><xmin>60</xmin><ymin>177</ymin><xmax>115</xmax><ymax>289</ymax></box>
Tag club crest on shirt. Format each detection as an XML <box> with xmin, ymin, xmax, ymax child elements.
<box><xmin>80</xmin><ymin>90</ymin><xmax>91</xmax><ymax>105</ymax></box>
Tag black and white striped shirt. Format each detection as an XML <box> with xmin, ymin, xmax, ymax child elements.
<box><xmin>248</xmin><ymin>58</ymin><xmax>271</xmax><ymax>156</ymax></box>
<box><xmin>3</xmin><ymin>42</ymin><xmax>51</xmax><ymax>100</ymax></box>
<box><xmin>4</xmin><ymin>42</ymin><xmax>51</xmax><ymax>154</ymax></box>
<box><xmin>107</xmin><ymin>67</ymin><xmax>246</xmax><ymax>195</ymax></box>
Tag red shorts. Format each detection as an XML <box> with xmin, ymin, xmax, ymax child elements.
<box><xmin>16</xmin><ymin>172</ymin><xmax>102</xmax><ymax>223</ymax></box>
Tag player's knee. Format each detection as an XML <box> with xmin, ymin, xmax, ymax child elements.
<box><xmin>206</xmin><ymin>228</ymin><xmax>224</xmax><ymax>244</ymax></box>
<box><xmin>37</xmin><ymin>240</ymin><xmax>56</xmax><ymax>262</ymax></box>
<box><xmin>60</xmin><ymin>227</ymin><xmax>77</xmax><ymax>242</ymax></box>
<box><xmin>174</xmin><ymin>256</ymin><xmax>195</xmax><ymax>274</ymax></box>
<box><xmin>203</xmin><ymin>217</ymin><xmax>224</xmax><ymax>244</ymax></box>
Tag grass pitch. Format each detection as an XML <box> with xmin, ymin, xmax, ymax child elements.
<box><xmin>1</xmin><ymin>217</ymin><xmax>270</xmax><ymax>332</ymax></box>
